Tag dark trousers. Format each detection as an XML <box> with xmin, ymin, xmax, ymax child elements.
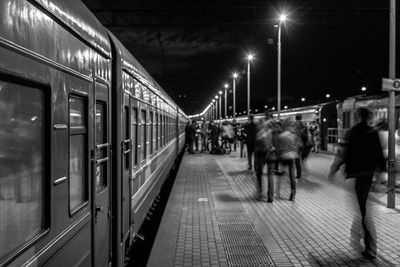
<box><xmin>295</xmin><ymin>158</ymin><xmax>302</xmax><ymax>178</ymax></box>
<box><xmin>280</xmin><ymin>159</ymin><xmax>297</xmax><ymax>196</ymax></box>
<box><xmin>240</xmin><ymin>141</ymin><xmax>245</xmax><ymax>158</ymax></box>
<box><xmin>247</xmin><ymin>145</ymin><xmax>254</xmax><ymax>169</ymax></box>
<box><xmin>255</xmin><ymin>152</ymin><xmax>275</xmax><ymax>200</ymax></box>
<box><xmin>189</xmin><ymin>137</ymin><xmax>195</xmax><ymax>154</ymax></box>
<box><xmin>355</xmin><ymin>175</ymin><xmax>376</xmax><ymax>253</ymax></box>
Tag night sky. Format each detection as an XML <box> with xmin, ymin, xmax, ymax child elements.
<box><xmin>82</xmin><ymin>0</ymin><xmax>396</xmax><ymax>116</ymax></box>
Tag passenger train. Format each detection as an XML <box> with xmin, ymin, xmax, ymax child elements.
<box><xmin>0</xmin><ymin>1</ymin><xmax>187</xmax><ymax>266</ymax></box>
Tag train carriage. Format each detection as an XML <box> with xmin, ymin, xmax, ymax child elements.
<box><xmin>108</xmin><ymin>32</ymin><xmax>187</xmax><ymax>266</ymax></box>
<box><xmin>0</xmin><ymin>1</ymin><xmax>187</xmax><ymax>267</ymax></box>
<box><xmin>268</xmin><ymin>103</ymin><xmax>338</xmax><ymax>150</ymax></box>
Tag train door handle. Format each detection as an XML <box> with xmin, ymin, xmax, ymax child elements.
<box><xmin>96</xmin><ymin>204</ymin><xmax>104</xmax><ymax>213</ymax></box>
<box><xmin>95</xmin><ymin>204</ymin><xmax>104</xmax><ymax>222</ymax></box>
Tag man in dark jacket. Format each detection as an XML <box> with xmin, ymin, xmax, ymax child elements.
<box><xmin>344</xmin><ymin>107</ymin><xmax>386</xmax><ymax>259</ymax></box>
<box><xmin>243</xmin><ymin>115</ymin><xmax>257</xmax><ymax>170</ymax></box>
<box><xmin>185</xmin><ymin>121</ymin><xmax>192</xmax><ymax>153</ymax></box>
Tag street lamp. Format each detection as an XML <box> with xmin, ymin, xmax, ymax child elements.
<box><xmin>301</xmin><ymin>97</ymin><xmax>306</xmax><ymax>102</ymax></box>
<box><xmin>247</xmin><ymin>53</ymin><xmax>254</xmax><ymax>115</ymax></box>
<box><xmin>326</xmin><ymin>94</ymin><xmax>331</xmax><ymax>99</ymax></box>
<box><xmin>233</xmin><ymin>73</ymin><xmax>238</xmax><ymax>119</ymax></box>
<box><xmin>218</xmin><ymin>91</ymin><xmax>223</xmax><ymax>119</ymax></box>
<box><xmin>361</xmin><ymin>86</ymin><xmax>367</xmax><ymax>92</ymax></box>
<box><xmin>215</xmin><ymin>96</ymin><xmax>218</xmax><ymax>120</ymax></box>
<box><xmin>224</xmin><ymin>83</ymin><xmax>229</xmax><ymax>118</ymax></box>
<box><xmin>277</xmin><ymin>13</ymin><xmax>287</xmax><ymax>120</ymax></box>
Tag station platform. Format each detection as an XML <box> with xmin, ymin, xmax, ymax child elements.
<box><xmin>147</xmin><ymin>150</ymin><xmax>400</xmax><ymax>267</ymax></box>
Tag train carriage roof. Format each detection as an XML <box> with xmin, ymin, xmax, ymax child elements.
<box><xmin>34</xmin><ymin>0</ymin><xmax>111</xmax><ymax>58</ymax></box>
<box><xmin>108</xmin><ymin>31</ymin><xmax>182</xmax><ymax>113</ymax></box>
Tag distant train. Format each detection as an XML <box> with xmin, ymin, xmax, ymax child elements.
<box><xmin>0</xmin><ymin>1</ymin><xmax>187</xmax><ymax>267</ymax></box>
<box><xmin>336</xmin><ymin>94</ymin><xmax>400</xmax><ymax>141</ymax></box>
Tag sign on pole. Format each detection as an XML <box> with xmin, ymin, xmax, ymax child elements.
<box><xmin>382</xmin><ymin>78</ymin><xmax>400</xmax><ymax>91</ymax></box>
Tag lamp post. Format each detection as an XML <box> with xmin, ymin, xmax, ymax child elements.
<box><xmin>213</xmin><ymin>98</ymin><xmax>217</xmax><ymax>120</ymax></box>
<box><xmin>233</xmin><ymin>73</ymin><xmax>238</xmax><ymax>119</ymax></box>
<box><xmin>277</xmin><ymin>14</ymin><xmax>287</xmax><ymax>120</ymax></box>
<box><xmin>218</xmin><ymin>91</ymin><xmax>223</xmax><ymax>119</ymax></box>
<box><xmin>247</xmin><ymin>54</ymin><xmax>254</xmax><ymax>115</ymax></box>
<box><xmin>224</xmin><ymin>83</ymin><xmax>228</xmax><ymax>119</ymax></box>
<box><xmin>388</xmin><ymin>0</ymin><xmax>396</xmax><ymax>208</ymax></box>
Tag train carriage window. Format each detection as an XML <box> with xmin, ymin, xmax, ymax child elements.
<box><xmin>131</xmin><ymin>107</ymin><xmax>138</xmax><ymax>166</ymax></box>
<box><xmin>160</xmin><ymin>114</ymin><xmax>164</xmax><ymax>147</ymax></box>
<box><xmin>141</xmin><ymin>110</ymin><xmax>147</xmax><ymax>160</ymax></box>
<box><xmin>95</xmin><ymin>101</ymin><xmax>107</xmax><ymax>192</ymax></box>
<box><xmin>69</xmin><ymin>96</ymin><xmax>88</xmax><ymax>212</ymax></box>
<box><xmin>156</xmin><ymin>112</ymin><xmax>159</xmax><ymax>151</ymax></box>
<box><xmin>150</xmin><ymin>111</ymin><xmax>154</xmax><ymax>154</ymax></box>
<box><xmin>164</xmin><ymin>115</ymin><xmax>167</xmax><ymax>144</ymax></box>
<box><xmin>0</xmin><ymin>81</ymin><xmax>45</xmax><ymax>259</ymax></box>
<box><xmin>123</xmin><ymin>106</ymin><xmax>129</xmax><ymax>169</ymax></box>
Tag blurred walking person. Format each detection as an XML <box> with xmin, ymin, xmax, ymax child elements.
<box><xmin>277</xmin><ymin>121</ymin><xmax>303</xmax><ymax>201</ymax></box>
<box><xmin>254</xmin><ymin>117</ymin><xmax>282</xmax><ymax>202</ymax></box>
<box><xmin>344</xmin><ymin>107</ymin><xmax>386</xmax><ymax>259</ymax></box>
<box><xmin>243</xmin><ymin>115</ymin><xmax>257</xmax><ymax>170</ymax></box>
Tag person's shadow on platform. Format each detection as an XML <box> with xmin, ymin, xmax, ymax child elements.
<box><xmin>215</xmin><ymin>193</ymin><xmax>257</xmax><ymax>203</ymax></box>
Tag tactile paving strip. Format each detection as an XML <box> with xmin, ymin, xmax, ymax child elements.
<box><xmin>216</xmin><ymin>210</ymin><xmax>275</xmax><ymax>266</ymax></box>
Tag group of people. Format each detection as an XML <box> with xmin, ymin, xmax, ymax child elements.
<box><xmin>242</xmin><ymin>114</ymin><xmax>311</xmax><ymax>203</ymax></box>
<box><xmin>247</xmin><ymin>107</ymin><xmax>385</xmax><ymax>259</ymax></box>
<box><xmin>184</xmin><ymin>120</ymin><xmax>236</xmax><ymax>154</ymax></box>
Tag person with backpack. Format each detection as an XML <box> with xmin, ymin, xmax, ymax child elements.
<box><xmin>254</xmin><ymin>118</ymin><xmax>282</xmax><ymax>202</ymax></box>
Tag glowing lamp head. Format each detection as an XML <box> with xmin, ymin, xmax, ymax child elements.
<box><xmin>361</xmin><ymin>86</ymin><xmax>367</xmax><ymax>92</ymax></box>
<box><xmin>219</xmin><ymin>91</ymin><xmax>223</xmax><ymax>95</ymax></box>
<box><xmin>224</xmin><ymin>83</ymin><xmax>229</xmax><ymax>89</ymax></box>
<box><xmin>326</xmin><ymin>94</ymin><xmax>331</xmax><ymax>98</ymax></box>
<box><xmin>233</xmin><ymin>73</ymin><xmax>238</xmax><ymax>79</ymax></box>
<box><xmin>279</xmin><ymin>14</ymin><xmax>287</xmax><ymax>22</ymax></box>
<box><xmin>247</xmin><ymin>54</ymin><xmax>254</xmax><ymax>61</ymax></box>
<box><xmin>301</xmin><ymin>98</ymin><xmax>305</xmax><ymax>102</ymax></box>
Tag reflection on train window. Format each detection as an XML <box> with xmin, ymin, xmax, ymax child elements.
<box><xmin>141</xmin><ymin>110</ymin><xmax>146</xmax><ymax>160</ymax></box>
<box><xmin>96</xmin><ymin>102</ymin><xmax>106</xmax><ymax>144</ymax></box>
<box><xmin>150</xmin><ymin>111</ymin><xmax>154</xmax><ymax>154</ymax></box>
<box><xmin>0</xmin><ymin>82</ymin><xmax>44</xmax><ymax>259</ymax></box>
<box><xmin>95</xmin><ymin>101</ymin><xmax>107</xmax><ymax>192</ymax></box>
<box><xmin>69</xmin><ymin>135</ymin><xmax>86</xmax><ymax>209</ymax></box>
<box><xmin>70</xmin><ymin>97</ymin><xmax>84</xmax><ymax>126</ymax></box>
<box><xmin>132</xmin><ymin>107</ymin><xmax>138</xmax><ymax>166</ymax></box>
<box><xmin>69</xmin><ymin>96</ymin><xmax>87</xmax><ymax>213</ymax></box>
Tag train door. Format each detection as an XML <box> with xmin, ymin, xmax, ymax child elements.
<box><xmin>121</xmin><ymin>93</ymin><xmax>131</xmax><ymax>240</ymax></box>
<box><xmin>130</xmin><ymin>98</ymin><xmax>140</xmax><ymax>209</ymax></box>
<box><xmin>92</xmin><ymin>81</ymin><xmax>111</xmax><ymax>267</ymax></box>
